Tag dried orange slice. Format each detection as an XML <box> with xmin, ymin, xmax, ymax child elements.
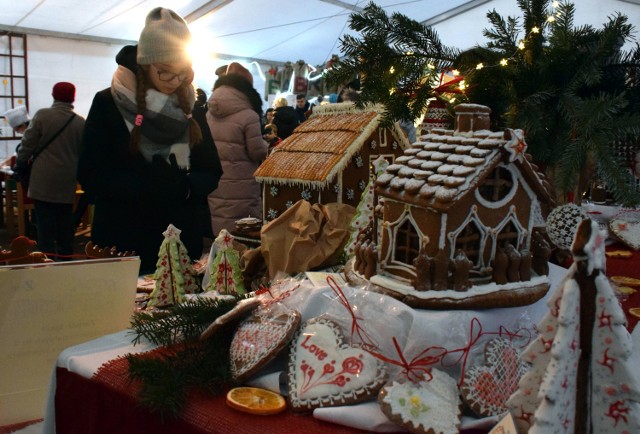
<box><xmin>629</xmin><ymin>308</ymin><xmax>640</xmax><ymax>319</ymax></box>
<box><xmin>605</xmin><ymin>250</ymin><xmax>633</xmax><ymax>259</ymax></box>
<box><xmin>611</xmin><ymin>276</ymin><xmax>640</xmax><ymax>287</ymax></box>
<box><xmin>616</xmin><ymin>286</ymin><xmax>637</xmax><ymax>295</ymax></box>
<box><xmin>226</xmin><ymin>387</ymin><xmax>286</xmax><ymax>415</ymax></box>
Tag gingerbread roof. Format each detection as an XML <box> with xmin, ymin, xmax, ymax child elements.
<box><xmin>375</xmin><ymin>127</ymin><xmax>555</xmax><ymax>211</ymax></box>
<box><xmin>254</xmin><ymin>103</ymin><xmax>411</xmax><ymax>188</ymax></box>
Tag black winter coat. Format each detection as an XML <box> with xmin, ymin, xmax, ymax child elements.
<box><xmin>273</xmin><ymin>106</ymin><xmax>299</xmax><ymax>139</ymax></box>
<box><xmin>78</xmin><ymin>47</ymin><xmax>222</xmax><ymax>273</ymax></box>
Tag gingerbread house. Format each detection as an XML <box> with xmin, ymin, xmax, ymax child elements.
<box><xmin>356</xmin><ymin>103</ymin><xmax>557</xmax><ymax>309</ymax></box>
<box><xmin>254</xmin><ymin>103</ymin><xmax>411</xmax><ymax>221</ymax></box>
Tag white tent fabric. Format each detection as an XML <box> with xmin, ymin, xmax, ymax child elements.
<box><xmin>1</xmin><ymin>0</ymin><xmax>638</xmax><ymax>67</ymax></box>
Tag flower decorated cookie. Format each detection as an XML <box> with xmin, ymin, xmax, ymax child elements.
<box><xmin>460</xmin><ymin>338</ymin><xmax>529</xmax><ymax>417</ymax></box>
<box><xmin>378</xmin><ymin>369</ymin><xmax>461</xmax><ymax>434</ymax></box>
<box><xmin>230</xmin><ymin>308</ymin><xmax>301</xmax><ymax>382</ymax></box>
<box><xmin>287</xmin><ymin>317</ymin><xmax>387</xmax><ymax>412</ymax></box>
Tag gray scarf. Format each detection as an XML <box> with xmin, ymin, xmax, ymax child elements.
<box><xmin>111</xmin><ymin>65</ymin><xmax>194</xmax><ymax>167</ymax></box>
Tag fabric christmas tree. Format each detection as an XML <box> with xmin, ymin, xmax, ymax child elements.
<box><xmin>344</xmin><ymin>156</ymin><xmax>389</xmax><ymax>258</ymax></box>
<box><xmin>147</xmin><ymin>224</ymin><xmax>200</xmax><ymax>308</ymax></box>
<box><xmin>204</xmin><ymin>229</ymin><xmax>245</xmax><ymax>296</ymax></box>
<box><xmin>507</xmin><ymin>219</ymin><xmax>640</xmax><ymax>433</ymax></box>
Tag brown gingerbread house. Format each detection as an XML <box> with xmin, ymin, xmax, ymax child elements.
<box><xmin>359</xmin><ymin>103</ymin><xmax>557</xmax><ymax>309</ymax></box>
<box><xmin>254</xmin><ymin>103</ymin><xmax>411</xmax><ymax>221</ymax></box>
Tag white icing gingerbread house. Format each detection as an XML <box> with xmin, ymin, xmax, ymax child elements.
<box><xmin>254</xmin><ymin>103</ymin><xmax>411</xmax><ymax>222</ymax></box>
<box><xmin>363</xmin><ymin>103</ymin><xmax>557</xmax><ymax>309</ymax></box>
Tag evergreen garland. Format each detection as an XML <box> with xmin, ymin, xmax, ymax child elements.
<box><xmin>454</xmin><ymin>0</ymin><xmax>640</xmax><ymax>205</ymax></box>
<box><xmin>126</xmin><ymin>297</ymin><xmax>241</xmax><ymax>417</ymax></box>
<box><xmin>325</xmin><ymin>2</ymin><xmax>461</xmax><ymax>126</ymax></box>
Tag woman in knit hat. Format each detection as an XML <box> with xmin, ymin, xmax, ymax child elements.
<box><xmin>78</xmin><ymin>7</ymin><xmax>223</xmax><ymax>273</ymax></box>
<box><xmin>206</xmin><ymin>61</ymin><xmax>267</xmax><ymax>235</ymax></box>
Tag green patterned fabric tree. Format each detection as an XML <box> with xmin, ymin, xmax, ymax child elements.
<box><xmin>147</xmin><ymin>224</ymin><xmax>200</xmax><ymax>307</ymax></box>
<box><xmin>205</xmin><ymin>229</ymin><xmax>246</xmax><ymax>296</ymax></box>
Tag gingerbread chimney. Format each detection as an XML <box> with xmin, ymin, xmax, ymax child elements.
<box><xmin>454</xmin><ymin>103</ymin><xmax>491</xmax><ymax>133</ymax></box>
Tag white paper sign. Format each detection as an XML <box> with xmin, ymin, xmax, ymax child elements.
<box><xmin>0</xmin><ymin>258</ymin><xmax>140</xmax><ymax>425</ymax></box>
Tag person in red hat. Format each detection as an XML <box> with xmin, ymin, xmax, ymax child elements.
<box><xmin>14</xmin><ymin>82</ymin><xmax>85</xmax><ymax>259</ymax></box>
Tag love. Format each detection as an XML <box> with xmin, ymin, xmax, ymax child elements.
<box><xmin>300</xmin><ymin>335</ymin><xmax>327</xmax><ymax>360</ymax></box>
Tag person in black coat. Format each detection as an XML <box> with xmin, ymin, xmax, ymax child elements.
<box><xmin>272</xmin><ymin>97</ymin><xmax>299</xmax><ymax>140</ymax></box>
<box><xmin>78</xmin><ymin>8</ymin><xmax>222</xmax><ymax>273</ymax></box>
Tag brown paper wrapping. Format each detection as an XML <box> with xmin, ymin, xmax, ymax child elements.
<box><xmin>259</xmin><ymin>200</ymin><xmax>356</xmax><ymax>277</ymax></box>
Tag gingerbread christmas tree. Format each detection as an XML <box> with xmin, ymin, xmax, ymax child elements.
<box><xmin>507</xmin><ymin>219</ymin><xmax>640</xmax><ymax>433</ymax></box>
<box><xmin>344</xmin><ymin>156</ymin><xmax>388</xmax><ymax>258</ymax></box>
<box><xmin>204</xmin><ymin>229</ymin><xmax>245</xmax><ymax>296</ymax></box>
<box><xmin>147</xmin><ymin>224</ymin><xmax>200</xmax><ymax>307</ymax></box>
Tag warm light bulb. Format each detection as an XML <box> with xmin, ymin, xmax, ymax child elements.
<box><xmin>459</xmin><ymin>81</ymin><xmax>466</xmax><ymax>90</ymax></box>
<box><xmin>452</xmin><ymin>69</ymin><xmax>460</xmax><ymax>76</ymax></box>
<box><xmin>476</xmin><ymin>63</ymin><xmax>484</xmax><ymax>70</ymax></box>
<box><xmin>428</xmin><ymin>63</ymin><xmax>435</xmax><ymax>69</ymax></box>
<box><xmin>532</xmin><ymin>26</ymin><xmax>540</xmax><ymax>33</ymax></box>
<box><xmin>547</xmin><ymin>15</ymin><xmax>555</xmax><ymax>23</ymax></box>
<box><xmin>552</xmin><ymin>1</ymin><xmax>559</xmax><ymax>7</ymax></box>
<box><xmin>518</xmin><ymin>41</ymin><xmax>525</xmax><ymax>50</ymax></box>
<box><xmin>500</xmin><ymin>59</ymin><xmax>508</xmax><ymax>66</ymax></box>
<box><xmin>389</xmin><ymin>66</ymin><xmax>395</xmax><ymax>74</ymax></box>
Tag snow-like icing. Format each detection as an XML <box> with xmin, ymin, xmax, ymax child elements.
<box><xmin>376</xmin><ymin>173</ymin><xmax>395</xmax><ymax>186</ymax></box>
<box><xmin>427</xmin><ymin>174</ymin><xmax>447</xmax><ymax>184</ymax></box>
<box><xmin>452</xmin><ymin>166</ymin><xmax>476</xmax><ymax>177</ymax></box>
<box><xmin>395</xmin><ymin>155</ymin><xmax>414</xmax><ymax>164</ymax></box>
<box><xmin>437</xmin><ymin>164</ymin><xmax>456</xmax><ymax>174</ymax></box>
<box><xmin>460</xmin><ymin>137</ymin><xmax>481</xmax><ymax>145</ymax></box>
<box><xmin>370</xmin><ymin>273</ymin><xmax>550</xmax><ymax>299</ymax></box>
<box><xmin>477</xmin><ymin>139</ymin><xmax>504</xmax><ymax>149</ymax></box>
<box><xmin>444</xmin><ymin>176</ymin><xmax>465</xmax><ymax>187</ymax></box>
<box><xmin>404</xmin><ymin>147</ymin><xmax>422</xmax><ymax>155</ymax></box>
<box><xmin>423</xmin><ymin>143</ymin><xmax>443</xmax><ymax>151</ymax></box>
<box><xmin>470</xmin><ymin>148</ymin><xmax>492</xmax><ymax>157</ymax></box>
<box><xmin>454</xmin><ymin>145</ymin><xmax>475</xmax><ymax>154</ymax></box>
<box><xmin>412</xmin><ymin>170</ymin><xmax>432</xmax><ymax>180</ymax></box>
<box><xmin>405</xmin><ymin>179</ymin><xmax>426</xmax><ymax>193</ymax></box>
<box><xmin>435</xmin><ymin>187</ymin><xmax>458</xmax><ymax>201</ymax></box>
<box><xmin>381</xmin><ymin>371</ymin><xmax>460</xmax><ymax>434</ymax></box>
<box><xmin>398</xmin><ymin>166</ymin><xmax>417</xmax><ymax>178</ymax></box>
<box><xmin>430</xmin><ymin>151</ymin><xmax>450</xmax><ymax>161</ymax></box>
<box><xmin>408</xmin><ymin>158</ymin><xmax>424</xmax><ymax>168</ymax></box>
<box><xmin>419</xmin><ymin>184</ymin><xmax>438</xmax><ymax>198</ymax></box>
<box><xmin>461</xmin><ymin>156</ymin><xmax>486</xmax><ymax>166</ymax></box>
<box><xmin>389</xmin><ymin>177</ymin><xmax>406</xmax><ymax>190</ymax></box>
<box><xmin>420</xmin><ymin>160</ymin><xmax>442</xmax><ymax>170</ymax></box>
<box><xmin>438</xmin><ymin>144</ymin><xmax>458</xmax><ymax>152</ymax></box>
<box><xmin>445</xmin><ymin>154</ymin><xmax>466</xmax><ymax>164</ymax></box>
<box><xmin>417</xmin><ymin>150</ymin><xmax>435</xmax><ymax>159</ymax></box>
<box><xmin>471</xmin><ymin>130</ymin><xmax>493</xmax><ymax>138</ymax></box>
<box><xmin>386</xmin><ymin>164</ymin><xmax>404</xmax><ymax>173</ymax></box>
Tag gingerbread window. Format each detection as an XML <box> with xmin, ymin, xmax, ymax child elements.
<box><xmin>478</xmin><ymin>166</ymin><xmax>514</xmax><ymax>202</ymax></box>
<box><xmin>496</xmin><ymin>220</ymin><xmax>520</xmax><ymax>249</ymax></box>
<box><xmin>393</xmin><ymin>219</ymin><xmax>420</xmax><ymax>266</ymax></box>
<box><xmin>454</xmin><ymin>220</ymin><xmax>483</xmax><ymax>267</ymax></box>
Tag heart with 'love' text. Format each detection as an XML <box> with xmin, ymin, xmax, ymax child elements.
<box><xmin>287</xmin><ymin>317</ymin><xmax>386</xmax><ymax>412</ymax></box>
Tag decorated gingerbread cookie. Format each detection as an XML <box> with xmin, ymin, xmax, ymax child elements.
<box><xmin>287</xmin><ymin>317</ymin><xmax>387</xmax><ymax>412</ymax></box>
<box><xmin>378</xmin><ymin>369</ymin><xmax>461</xmax><ymax>434</ymax></box>
<box><xmin>460</xmin><ymin>338</ymin><xmax>529</xmax><ymax>417</ymax></box>
<box><xmin>230</xmin><ymin>308</ymin><xmax>301</xmax><ymax>382</ymax></box>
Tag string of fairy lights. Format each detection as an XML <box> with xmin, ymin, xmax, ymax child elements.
<box><xmin>449</xmin><ymin>1</ymin><xmax>562</xmax><ymax>93</ymax></box>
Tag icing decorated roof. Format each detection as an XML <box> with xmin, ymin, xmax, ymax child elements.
<box><xmin>254</xmin><ymin>103</ymin><xmax>411</xmax><ymax>188</ymax></box>
<box><xmin>375</xmin><ymin>126</ymin><xmax>555</xmax><ymax>210</ymax></box>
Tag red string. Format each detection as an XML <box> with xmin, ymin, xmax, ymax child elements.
<box><xmin>326</xmin><ymin>276</ymin><xmax>535</xmax><ymax>384</ymax></box>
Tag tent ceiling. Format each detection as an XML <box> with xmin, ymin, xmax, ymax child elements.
<box><xmin>0</xmin><ymin>0</ymin><xmax>482</xmax><ymax>65</ymax></box>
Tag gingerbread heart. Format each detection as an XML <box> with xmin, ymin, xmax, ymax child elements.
<box><xmin>460</xmin><ymin>338</ymin><xmax>529</xmax><ymax>417</ymax></box>
<box><xmin>287</xmin><ymin>317</ymin><xmax>387</xmax><ymax>412</ymax></box>
<box><xmin>609</xmin><ymin>210</ymin><xmax>640</xmax><ymax>251</ymax></box>
<box><xmin>230</xmin><ymin>309</ymin><xmax>301</xmax><ymax>382</ymax></box>
<box><xmin>378</xmin><ymin>369</ymin><xmax>461</xmax><ymax>434</ymax></box>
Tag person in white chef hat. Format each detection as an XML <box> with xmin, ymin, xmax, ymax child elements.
<box><xmin>3</xmin><ymin>105</ymin><xmax>30</xmax><ymax>135</ymax></box>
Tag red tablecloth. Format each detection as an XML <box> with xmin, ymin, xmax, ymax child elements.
<box><xmin>605</xmin><ymin>241</ymin><xmax>640</xmax><ymax>331</ymax></box>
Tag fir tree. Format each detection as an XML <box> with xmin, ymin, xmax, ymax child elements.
<box><xmin>454</xmin><ymin>0</ymin><xmax>640</xmax><ymax>206</ymax></box>
<box><xmin>325</xmin><ymin>2</ymin><xmax>461</xmax><ymax>127</ymax></box>
<box><xmin>204</xmin><ymin>229</ymin><xmax>246</xmax><ymax>296</ymax></box>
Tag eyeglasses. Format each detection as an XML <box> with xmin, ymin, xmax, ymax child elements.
<box><xmin>152</xmin><ymin>65</ymin><xmax>190</xmax><ymax>82</ymax></box>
